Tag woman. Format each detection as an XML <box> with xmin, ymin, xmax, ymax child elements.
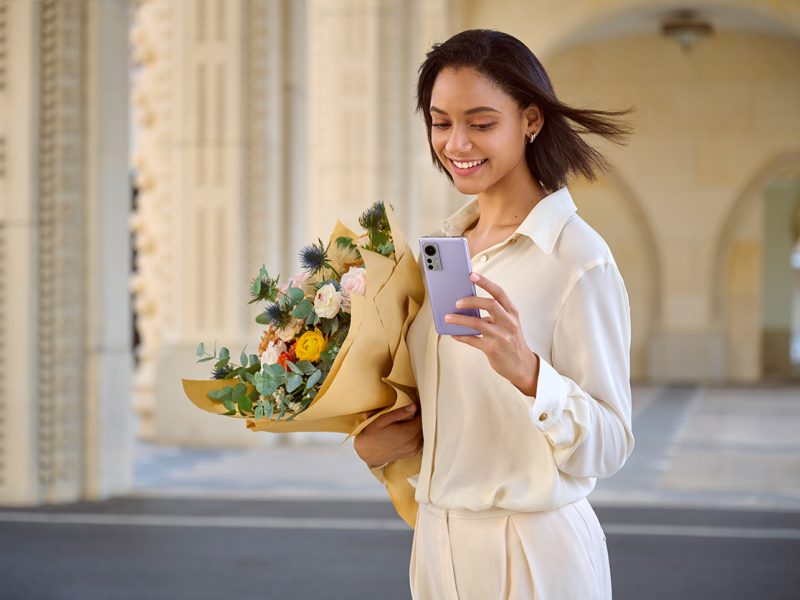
<box><xmin>355</xmin><ymin>29</ymin><xmax>635</xmax><ymax>599</ymax></box>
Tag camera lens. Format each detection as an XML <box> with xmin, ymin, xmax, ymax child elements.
<box><xmin>424</xmin><ymin>244</ymin><xmax>436</xmax><ymax>257</ymax></box>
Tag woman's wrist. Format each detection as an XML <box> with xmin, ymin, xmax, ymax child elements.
<box><xmin>512</xmin><ymin>350</ymin><xmax>540</xmax><ymax>397</ymax></box>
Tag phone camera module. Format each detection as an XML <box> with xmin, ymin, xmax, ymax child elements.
<box><xmin>424</xmin><ymin>244</ymin><xmax>437</xmax><ymax>257</ymax></box>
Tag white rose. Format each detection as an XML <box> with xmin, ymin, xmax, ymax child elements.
<box><xmin>339</xmin><ymin>266</ymin><xmax>367</xmax><ymax>313</ymax></box>
<box><xmin>260</xmin><ymin>340</ymin><xmax>287</xmax><ymax>366</ymax></box>
<box><xmin>314</xmin><ymin>283</ymin><xmax>342</xmax><ymax>319</ymax></box>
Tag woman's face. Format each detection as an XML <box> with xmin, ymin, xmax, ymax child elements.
<box><xmin>429</xmin><ymin>66</ymin><xmax>537</xmax><ymax>197</ymax></box>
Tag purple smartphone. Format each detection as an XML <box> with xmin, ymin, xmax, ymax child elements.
<box><xmin>419</xmin><ymin>237</ymin><xmax>481</xmax><ymax>336</ymax></box>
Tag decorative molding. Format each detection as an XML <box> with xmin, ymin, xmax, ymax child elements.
<box><xmin>0</xmin><ymin>0</ymin><xmax>6</xmax><ymax>93</ymax></box>
<box><xmin>37</xmin><ymin>0</ymin><xmax>87</xmax><ymax>498</ymax></box>
<box><xmin>130</xmin><ymin>0</ymin><xmax>173</xmax><ymax>439</ymax></box>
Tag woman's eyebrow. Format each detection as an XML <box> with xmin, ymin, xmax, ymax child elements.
<box><xmin>429</xmin><ymin>105</ymin><xmax>501</xmax><ymax>115</ymax></box>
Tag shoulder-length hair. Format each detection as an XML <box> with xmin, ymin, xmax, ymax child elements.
<box><xmin>416</xmin><ymin>29</ymin><xmax>633</xmax><ymax>192</ymax></box>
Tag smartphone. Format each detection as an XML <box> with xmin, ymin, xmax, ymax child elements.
<box><xmin>419</xmin><ymin>237</ymin><xmax>481</xmax><ymax>336</ymax></box>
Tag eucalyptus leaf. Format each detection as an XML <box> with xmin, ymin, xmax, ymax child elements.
<box><xmin>222</xmin><ymin>398</ymin><xmax>235</xmax><ymax>412</ymax></box>
<box><xmin>255</xmin><ymin>312</ymin><xmax>269</xmax><ymax>325</ymax></box>
<box><xmin>268</xmin><ymin>363</ymin><xmax>286</xmax><ymax>378</ymax></box>
<box><xmin>196</xmin><ymin>342</ymin><xmax>205</xmax><ymax>357</ymax></box>
<box><xmin>249</xmin><ymin>354</ymin><xmax>260</xmax><ymax>367</ymax></box>
<box><xmin>287</xmin><ymin>361</ymin><xmax>302</xmax><ymax>375</ymax></box>
<box><xmin>296</xmin><ymin>360</ymin><xmax>315</xmax><ymax>374</ymax></box>
<box><xmin>287</xmin><ymin>287</ymin><xmax>305</xmax><ymax>302</ymax></box>
<box><xmin>197</xmin><ymin>356</ymin><xmax>215</xmax><ymax>363</ymax></box>
<box><xmin>254</xmin><ymin>404</ymin><xmax>263</xmax><ymax>419</ymax></box>
<box><xmin>238</xmin><ymin>395</ymin><xmax>253</xmax><ymax>413</ymax></box>
<box><xmin>214</xmin><ymin>357</ymin><xmax>230</xmax><ymax>369</ymax></box>
<box><xmin>240</xmin><ymin>349</ymin><xmax>248</xmax><ymax>366</ymax></box>
<box><xmin>305</xmin><ymin>369</ymin><xmax>322</xmax><ymax>390</ymax></box>
<box><xmin>286</xmin><ymin>373</ymin><xmax>302</xmax><ymax>393</ymax></box>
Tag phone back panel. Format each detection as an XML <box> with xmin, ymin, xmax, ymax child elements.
<box><xmin>419</xmin><ymin>237</ymin><xmax>481</xmax><ymax>336</ymax></box>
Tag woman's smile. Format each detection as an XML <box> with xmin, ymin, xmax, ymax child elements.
<box><xmin>448</xmin><ymin>157</ymin><xmax>488</xmax><ymax>175</ymax></box>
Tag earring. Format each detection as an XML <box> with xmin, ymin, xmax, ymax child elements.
<box><xmin>528</xmin><ymin>131</ymin><xmax>537</xmax><ymax>144</ymax></box>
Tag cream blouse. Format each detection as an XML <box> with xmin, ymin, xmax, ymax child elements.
<box><xmin>399</xmin><ymin>186</ymin><xmax>635</xmax><ymax>513</ymax></box>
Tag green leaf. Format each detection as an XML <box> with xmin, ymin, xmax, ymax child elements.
<box><xmin>249</xmin><ymin>354</ymin><xmax>260</xmax><ymax>367</ymax></box>
<box><xmin>214</xmin><ymin>357</ymin><xmax>230</xmax><ymax>369</ymax></box>
<box><xmin>286</xmin><ymin>361</ymin><xmax>302</xmax><ymax>375</ymax></box>
<box><xmin>238</xmin><ymin>395</ymin><xmax>253</xmax><ymax>413</ymax></box>
<box><xmin>252</xmin><ymin>276</ymin><xmax>262</xmax><ymax>296</ymax></box>
<box><xmin>286</xmin><ymin>373</ymin><xmax>303</xmax><ymax>393</ymax></box>
<box><xmin>222</xmin><ymin>398</ymin><xmax>235</xmax><ymax>412</ymax></box>
<box><xmin>223</xmin><ymin>409</ymin><xmax>236</xmax><ymax>416</ymax></box>
<box><xmin>240</xmin><ymin>349</ymin><xmax>248</xmax><ymax>366</ymax></box>
<box><xmin>296</xmin><ymin>360</ymin><xmax>315</xmax><ymax>374</ymax></box>
<box><xmin>266</xmin><ymin>400</ymin><xmax>274</xmax><ymax>420</ymax></box>
<box><xmin>254</xmin><ymin>404</ymin><xmax>263</xmax><ymax>419</ymax></box>
<box><xmin>245</xmin><ymin>371</ymin><xmax>256</xmax><ymax>385</ymax></box>
<box><xmin>219</xmin><ymin>347</ymin><xmax>230</xmax><ymax>361</ymax></box>
<box><xmin>305</xmin><ymin>369</ymin><xmax>322</xmax><ymax>390</ymax></box>
<box><xmin>291</xmin><ymin>299</ymin><xmax>313</xmax><ymax>319</ymax></box>
<box><xmin>208</xmin><ymin>387</ymin><xmax>232</xmax><ymax>402</ymax></box>
<box><xmin>231</xmin><ymin>382</ymin><xmax>247</xmax><ymax>402</ymax></box>
<box><xmin>196</xmin><ymin>342</ymin><xmax>205</xmax><ymax>357</ymax></box>
<box><xmin>255</xmin><ymin>312</ymin><xmax>269</xmax><ymax>325</ymax></box>
<box><xmin>197</xmin><ymin>356</ymin><xmax>215</xmax><ymax>363</ymax></box>
<box><xmin>268</xmin><ymin>363</ymin><xmax>286</xmax><ymax>378</ymax></box>
<box><xmin>287</xmin><ymin>287</ymin><xmax>305</xmax><ymax>302</ymax></box>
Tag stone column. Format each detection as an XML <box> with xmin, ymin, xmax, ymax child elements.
<box><xmin>0</xmin><ymin>0</ymin><xmax>133</xmax><ymax>505</ymax></box>
<box><xmin>131</xmin><ymin>0</ymin><xmax>306</xmax><ymax>446</ymax></box>
<box><xmin>307</xmin><ymin>0</ymin><xmax>461</xmax><ymax>251</ymax></box>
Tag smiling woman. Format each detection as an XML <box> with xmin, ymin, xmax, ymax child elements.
<box><xmin>353</xmin><ymin>29</ymin><xmax>636</xmax><ymax>600</ymax></box>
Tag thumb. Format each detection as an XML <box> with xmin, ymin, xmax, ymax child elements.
<box><xmin>375</xmin><ymin>404</ymin><xmax>417</xmax><ymax>428</ymax></box>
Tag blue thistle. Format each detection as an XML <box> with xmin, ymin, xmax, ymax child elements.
<box><xmin>211</xmin><ymin>364</ymin><xmax>234</xmax><ymax>380</ymax></box>
<box><xmin>299</xmin><ymin>238</ymin><xmax>328</xmax><ymax>275</ymax></box>
<box><xmin>358</xmin><ymin>201</ymin><xmax>389</xmax><ymax>233</ymax></box>
<box><xmin>264</xmin><ymin>302</ymin><xmax>292</xmax><ymax>329</ymax></box>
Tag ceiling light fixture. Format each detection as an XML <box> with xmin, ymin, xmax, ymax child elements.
<box><xmin>661</xmin><ymin>9</ymin><xmax>714</xmax><ymax>53</ymax></box>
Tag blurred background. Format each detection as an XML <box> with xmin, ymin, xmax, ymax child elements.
<box><xmin>1</xmin><ymin>0</ymin><xmax>799</xmax><ymax>599</ymax></box>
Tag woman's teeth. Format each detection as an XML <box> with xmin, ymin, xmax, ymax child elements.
<box><xmin>452</xmin><ymin>158</ymin><xmax>487</xmax><ymax>169</ymax></box>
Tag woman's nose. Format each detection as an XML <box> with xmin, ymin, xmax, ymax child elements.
<box><xmin>445</xmin><ymin>126</ymin><xmax>471</xmax><ymax>154</ymax></box>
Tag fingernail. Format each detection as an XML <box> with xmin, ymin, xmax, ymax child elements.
<box><xmin>455</xmin><ymin>300</ymin><xmax>463</xmax><ymax>309</ymax></box>
<box><xmin>444</xmin><ymin>315</ymin><xmax>453</xmax><ymax>322</ymax></box>
<box><xmin>470</xmin><ymin>273</ymin><xmax>479</xmax><ymax>282</ymax></box>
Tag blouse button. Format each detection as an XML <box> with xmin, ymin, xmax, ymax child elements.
<box><xmin>538</xmin><ymin>413</ymin><xmax>548</xmax><ymax>422</ymax></box>
<box><xmin>479</xmin><ymin>255</ymin><xmax>488</xmax><ymax>263</ymax></box>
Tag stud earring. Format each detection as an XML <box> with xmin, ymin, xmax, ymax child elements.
<box><xmin>528</xmin><ymin>131</ymin><xmax>537</xmax><ymax>144</ymax></box>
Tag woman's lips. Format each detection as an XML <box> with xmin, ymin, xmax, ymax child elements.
<box><xmin>448</xmin><ymin>157</ymin><xmax>487</xmax><ymax>176</ymax></box>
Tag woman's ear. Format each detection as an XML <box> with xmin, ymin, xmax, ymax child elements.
<box><xmin>524</xmin><ymin>104</ymin><xmax>544</xmax><ymax>131</ymax></box>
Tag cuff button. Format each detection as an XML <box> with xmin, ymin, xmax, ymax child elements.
<box><xmin>538</xmin><ymin>413</ymin><xmax>548</xmax><ymax>422</ymax></box>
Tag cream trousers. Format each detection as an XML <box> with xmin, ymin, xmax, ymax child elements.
<box><xmin>409</xmin><ymin>498</ymin><xmax>612</xmax><ymax>599</ymax></box>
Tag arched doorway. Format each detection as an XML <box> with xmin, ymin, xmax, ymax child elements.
<box><xmin>712</xmin><ymin>153</ymin><xmax>800</xmax><ymax>381</ymax></box>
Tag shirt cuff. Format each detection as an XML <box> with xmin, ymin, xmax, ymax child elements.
<box><xmin>522</xmin><ymin>356</ymin><xmax>575</xmax><ymax>446</ymax></box>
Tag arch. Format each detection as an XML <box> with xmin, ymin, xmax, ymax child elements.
<box><xmin>538</xmin><ymin>0</ymin><xmax>800</xmax><ymax>59</ymax></box>
<box><xmin>711</xmin><ymin>152</ymin><xmax>800</xmax><ymax>379</ymax></box>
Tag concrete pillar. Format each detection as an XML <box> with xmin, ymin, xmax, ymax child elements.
<box><xmin>131</xmin><ymin>0</ymin><xmax>309</xmax><ymax>446</ymax></box>
<box><xmin>0</xmin><ymin>0</ymin><xmax>133</xmax><ymax>505</ymax></box>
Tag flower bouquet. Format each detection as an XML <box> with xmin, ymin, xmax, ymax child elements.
<box><xmin>182</xmin><ymin>202</ymin><xmax>424</xmax><ymax>527</ymax></box>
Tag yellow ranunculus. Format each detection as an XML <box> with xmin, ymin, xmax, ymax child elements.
<box><xmin>295</xmin><ymin>328</ymin><xmax>328</xmax><ymax>362</ymax></box>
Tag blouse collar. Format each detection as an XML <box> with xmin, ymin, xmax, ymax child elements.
<box><xmin>441</xmin><ymin>186</ymin><xmax>577</xmax><ymax>254</ymax></box>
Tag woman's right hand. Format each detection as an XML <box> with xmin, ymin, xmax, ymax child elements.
<box><xmin>354</xmin><ymin>404</ymin><xmax>423</xmax><ymax>468</ymax></box>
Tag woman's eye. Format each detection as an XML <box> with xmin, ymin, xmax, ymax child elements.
<box><xmin>432</xmin><ymin>123</ymin><xmax>450</xmax><ymax>129</ymax></box>
<box><xmin>473</xmin><ymin>123</ymin><xmax>494</xmax><ymax>130</ymax></box>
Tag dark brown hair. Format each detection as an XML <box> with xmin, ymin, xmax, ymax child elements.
<box><xmin>416</xmin><ymin>29</ymin><xmax>633</xmax><ymax>192</ymax></box>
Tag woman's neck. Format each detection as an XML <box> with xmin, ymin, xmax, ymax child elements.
<box><xmin>471</xmin><ymin>161</ymin><xmax>548</xmax><ymax>235</ymax></box>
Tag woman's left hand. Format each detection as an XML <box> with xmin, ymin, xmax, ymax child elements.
<box><xmin>445</xmin><ymin>272</ymin><xmax>540</xmax><ymax>396</ymax></box>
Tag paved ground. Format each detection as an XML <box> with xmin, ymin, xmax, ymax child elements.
<box><xmin>1</xmin><ymin>384</ymin><xmax>798</xmax><ymax>599</ymax></box>
<box><xmin>133</xmin><ymin>384</ymin><xmax>800</xmax><ymax>511</ymax></box>
<box><xmin>1</xmin><ymin>498</ymin><xmax>799</xmax><ymax>599</ymax></box>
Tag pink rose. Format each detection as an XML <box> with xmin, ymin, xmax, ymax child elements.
<box><xmin>339</xmin><ymin>266</ymin><xmax>366</xmax><ymax>313</ymax></box>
